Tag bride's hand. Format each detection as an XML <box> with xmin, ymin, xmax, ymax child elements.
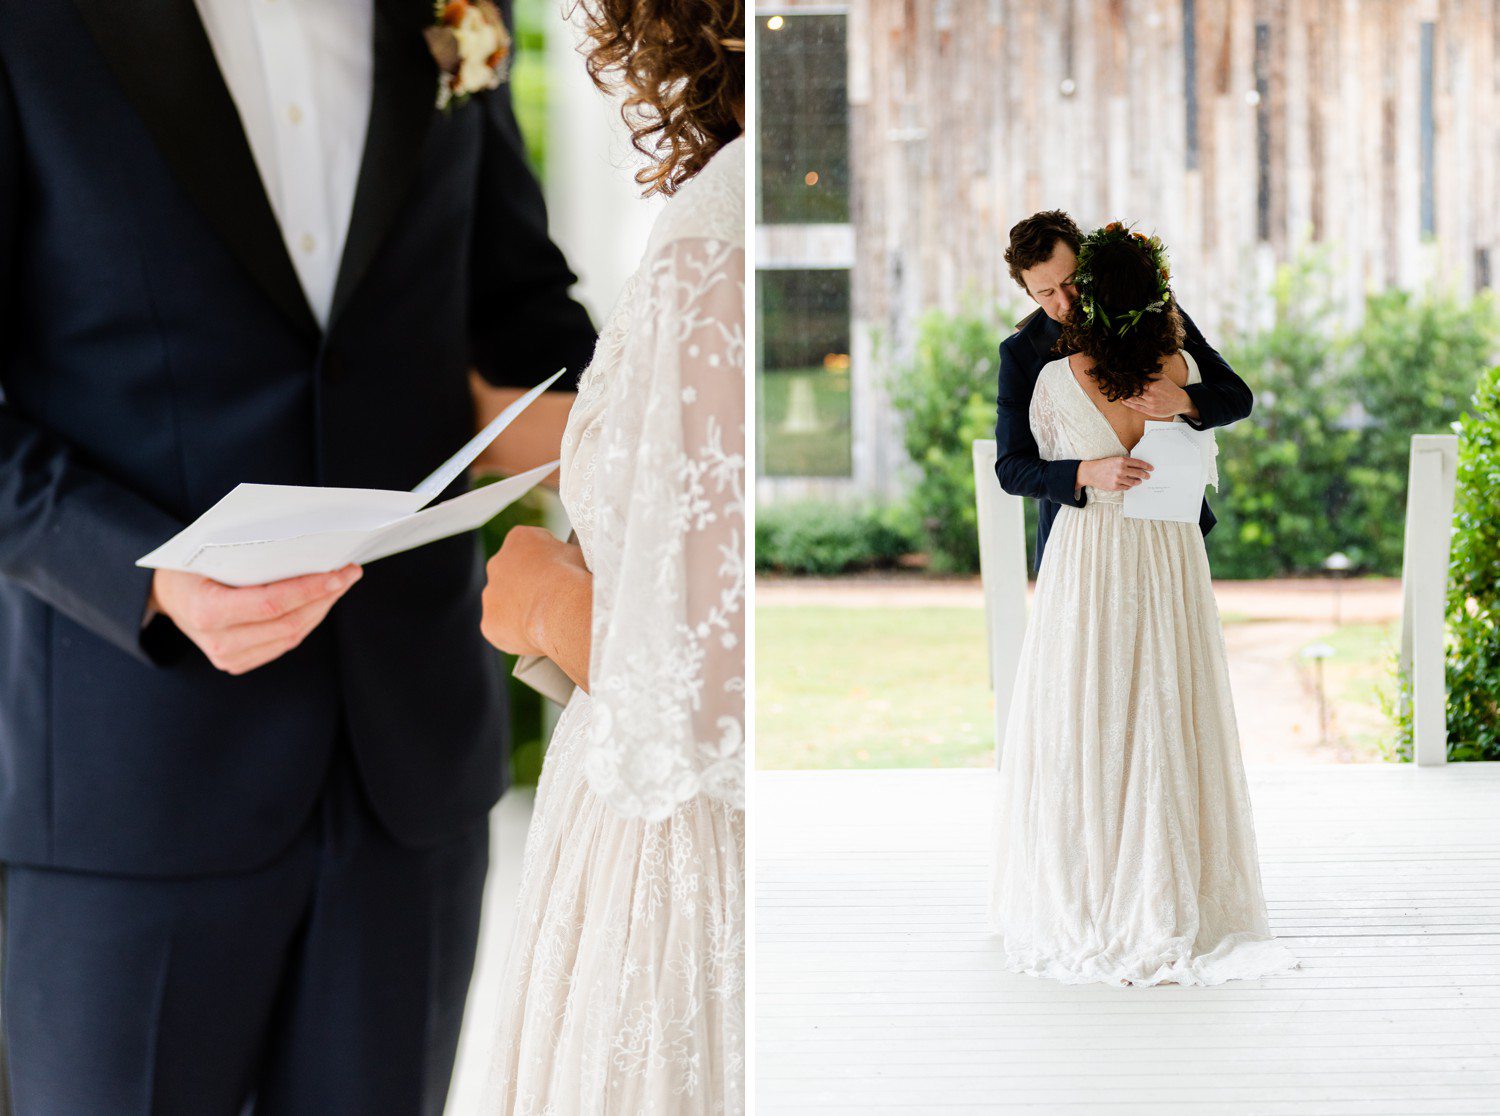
<box><xmin>481</xmin><ymin>526</ymin><xmax>591</xmax><ymax>665</ymax></box>
<box><xmin>1078</xmin><ymin>456</ymin><xmax>1154</xmax><ymax>491</ymax></box>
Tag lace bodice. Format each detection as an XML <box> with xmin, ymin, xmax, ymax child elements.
<box><xmin>557</xmin><ymin>136</ymin><xmax>746</xmax><ymax>821</ymax></box>
<box><xmin>1030</xmin><ymin>350</ymin><xmax>1219</xmax><ymax>503</ymax></box>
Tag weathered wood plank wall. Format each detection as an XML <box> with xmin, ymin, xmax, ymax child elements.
<box><xmin>761</xmin><ymin>0</ymin><xmax>1499</xmax><ymax>495</ymax></box>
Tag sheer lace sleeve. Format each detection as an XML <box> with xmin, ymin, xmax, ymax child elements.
<box><xmin>582</xmin><ymin>234</ymin><xmax>746</xmax><ymax>821</ymax></box>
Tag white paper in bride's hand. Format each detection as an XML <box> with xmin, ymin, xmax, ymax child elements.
<box><xmin>1122</xmin><ymin>420</ymin><xmax>1214</xmax><ymax>524</ymax></box>
<box><xmin>137</xmin><ymin>369</ymin><xmax>568</xmax><ymax>586</ymax></box>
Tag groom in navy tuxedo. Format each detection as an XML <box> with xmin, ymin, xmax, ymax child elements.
<box><xmin>0</xmin><ymin>2</ymin><xmax>595</xmax><ymax>1112</ymax></box>
<box><xmin>994</xmin><ymin>210</ymin><xmax>1253</xmax><ymax>573</ymax></box>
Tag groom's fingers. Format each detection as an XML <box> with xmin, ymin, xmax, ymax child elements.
<box><xmin>1121</xmin><ymin>396</ymin><xmax>1164</xmax><ymax>416</ymax></box>
<box><xmin>206</xmin><ymin>592</ymin><xmax>346</xmax><ymax>674</ymax></box>
<box><xmin>200</xmin><ymin>566</ymin><xmax>362</xmax><ymax>630</ymax></box>
<box><xmin>188</xmin><ymin>568</ymin><xmax>360</xmax><ymax>674</ymax></box>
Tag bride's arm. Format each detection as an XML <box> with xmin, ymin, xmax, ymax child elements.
<box><xmin>480</xmin><ymin>526</ymin><xmax>592</xmax><ymax>690</ymax></box>
<box><xmin>583</xmin><ymin>236</ymin><xmax>746</xmax><ymax>820</ymax></box>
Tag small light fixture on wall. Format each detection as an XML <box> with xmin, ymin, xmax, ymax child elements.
<box><xmin>767</xmin><ymin>15</ymin><xmax>784</xmax><ymax>31</ymax></box>
<box><xmin>1060</xmin><ymin>78</ymin><xmax>1077</xmax><ymax>97</ymax></box>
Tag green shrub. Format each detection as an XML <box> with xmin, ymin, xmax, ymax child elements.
<box><xmin>886</xmin><ymin>306</ymin><xmax>1008</xmax><ymax>573</ymax></box>
<box><xmin>1342</xmin><ymin>289</ymin><xmax>1498</xmax><ymax>573</ymax></box>
<box><xmin>1392</xmin><ymin>366</ymin><xmax>1500</xmax><ymax>762</ymax></box>
<box><xmin>1445</xmin><ymin>367</ymin><xmax>1500</xmax><ymax>760</ymax></box>
<box><xmin>756</xmin><ymin>501</ymin><xmax>920</xmax><ymax>575</ymax></box>
<box><xmin>1210</xmin><ymin>259</ymin><xmax>1496</xmax><ymax>579</ymax></box>
<box><xmin>1210</xmin><ymin>256</ymin><xmax>1359</xmax><ymax>578</ymax></box>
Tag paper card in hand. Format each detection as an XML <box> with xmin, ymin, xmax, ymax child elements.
<box><xmin>137</xmin><ymin>369</ymin><xmax>567</xmax><ymax>586</ymax></box>
<box><xmin>1121</xmin><ymin>420</ymin><xmax>1213</xmax><ymax>524</ymax></box>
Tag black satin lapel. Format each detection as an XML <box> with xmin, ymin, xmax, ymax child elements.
<box><xmin>328</xmin><ymin>0</ymin><xmax>437</xmax><ymax>330</ymax></box>
<box><xmin>71</xmin><ymin>0</ymin><xmax>320</xmax><ymax>341</ymax></box>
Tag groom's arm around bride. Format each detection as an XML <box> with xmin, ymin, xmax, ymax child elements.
<box><xmin>993</xmin><ymin>210</ymin><xmax>1251</xmax><ymax>570</ymax></box>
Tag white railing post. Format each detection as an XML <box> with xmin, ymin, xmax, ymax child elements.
<box><xmin>973</xmin><ymin>440</ymin><xmax>1029</xmax><ymax>768</ymax></box>
<box><xmin>1399</xmin><ymin>434</ymin><xmax>1459</xmax><ymax>767</ymax></box>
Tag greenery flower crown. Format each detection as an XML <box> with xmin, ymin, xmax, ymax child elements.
<box><xmin>1072</xmin><ymin>221</ymin><xmax>1174</xmax><ymax>336</ymax></box>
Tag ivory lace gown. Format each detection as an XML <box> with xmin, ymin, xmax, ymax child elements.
<box><xmin>987</xmin><ymin>351</ymin><xmax>1298</xmax><ymax>987</ymax></box>
<box><xmin>483</xmin><ymin>138</ymin><xmax>745</xmax><ymax>1111</ymax></box>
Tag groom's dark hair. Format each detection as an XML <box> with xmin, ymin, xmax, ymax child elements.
<box><xmin>1005</xmin><ymin>210</ymin><xmax>1083</xmax><ymax>289</ymax></box>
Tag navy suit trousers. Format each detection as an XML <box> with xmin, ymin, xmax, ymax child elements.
<box><xmin>0</xmin><ymin>744</ymin><xmax>489</xmax><ymax>1116</ymax></box>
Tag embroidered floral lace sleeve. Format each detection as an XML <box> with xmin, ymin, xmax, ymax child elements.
<box><xmin>581</xmin><ymin>233</ymin><xmax>747</xmax><ymax>822</ymax></box>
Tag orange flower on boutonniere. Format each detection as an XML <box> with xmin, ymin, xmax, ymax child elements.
<box><xmin>425</xmin><ymin>0</ymin><xmax>512</xmax><ymax>112</ymax></box>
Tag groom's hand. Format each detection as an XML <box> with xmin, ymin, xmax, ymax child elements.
<box><xmin>150</xmin><ymin>565</ymin><xmax>363</xmax><ymax>675</ymax></box>
<box><xmin>1121</xmin><ymin>374</ymin><xmax>1200</xmax><ymax>421</ymax></box>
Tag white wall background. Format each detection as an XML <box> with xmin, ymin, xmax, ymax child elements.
<box><xmin>540</xmin><ymin>10</ymin><xmax>664</xmax><ymax>325</ymax></box>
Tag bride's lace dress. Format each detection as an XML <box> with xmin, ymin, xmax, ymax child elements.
<box><xmin>987</xmin><ymin>352</ymin><xmax>1298</xmax><ymax>987</ymax></box>
<box><xmin>482</xmin><ymin>138</ymin><xmax>745</xmax><ymax>1112</ymax></box>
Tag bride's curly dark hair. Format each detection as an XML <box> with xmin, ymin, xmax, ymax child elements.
<box><xmin>1059</xmin><ymin>236</ymin><xmax>1186</xmax><ymax>402</ymax></box>
<box><xmin>574</xmin><ymin>0</ymin><xmax>745</xmax><ymax>197</ymax></box>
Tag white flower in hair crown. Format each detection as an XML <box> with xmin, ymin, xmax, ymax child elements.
<box><xmin>425</xmin><ymin>0</ymin><xmax>512</xmax><ymax>111</ymax></box>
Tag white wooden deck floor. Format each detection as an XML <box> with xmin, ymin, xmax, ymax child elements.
<box><xmin>756</xmin><ymin>765</ymin><xmax>1500</xmax><ymax>1115</ymax></box>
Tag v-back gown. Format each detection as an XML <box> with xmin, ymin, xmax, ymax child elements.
<box><xmin>987</xmin><ymin>351</ymin><xmax>1298</xmax><ymax>986</ymax></box>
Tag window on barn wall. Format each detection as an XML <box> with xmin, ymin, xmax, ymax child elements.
<box><xmin>758</xmin><ymin>12</ymin><xmax>850</xmax><ymax>223</ymax></box>
<box><xmin>757</xmin><ymin>268</ymin><xmax>853</xmax><ymax>477</ymax></box>
<box><xmin>758</xmin><ymin>9</ymin><xmax>855</xmax><ymax>479</ymax></box>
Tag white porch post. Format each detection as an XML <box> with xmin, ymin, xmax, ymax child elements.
<box><xmin>973</xmin><ymin>440</ymin><xmax>1029</xmax><ymax>769</ymax></box>
<box><xmin>1399</xmin><ymin>434</ymin><xmax>1459</xmax><ymax>767</ymax></box>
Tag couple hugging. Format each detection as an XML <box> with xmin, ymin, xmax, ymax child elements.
<box><xmin>0</xmin><ymin>1</ymin><xmax>743</xmax><ymax>1113</ymax></box>
<box><xmin>986</xmin><ymin>211</ymin><xmax>1300</xmax><ymax>987</ymax></box>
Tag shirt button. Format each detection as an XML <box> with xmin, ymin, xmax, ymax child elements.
<box><xmin>299</xmin><ymin>233</ymin><xmax>317</xmax><ymax>254</ymax></box>
<box><xmin>287</xmin><ymin>104</ymin><xmax>304</xmax><ymax>125</ymax></box>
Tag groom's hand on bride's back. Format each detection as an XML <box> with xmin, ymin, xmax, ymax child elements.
<box><xmin>149</xmin><ymin>565</ymin><xmax>363</xmax><ymax>675</ymax></box>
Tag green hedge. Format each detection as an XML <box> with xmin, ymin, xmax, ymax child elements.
<box><xmin>886</xmin><ymin>306</ymin><xmax>1011</xmax><ymax>573</ymax></box>
<box><xmin>755</xmin><ymin>501</ymin><xmax>921</xmax><ymax>575</ymax></box>
<box><xmin>1391</xmin><ymin>366</ymin><xmax>1500</xmax><ymax>762</ymax></box>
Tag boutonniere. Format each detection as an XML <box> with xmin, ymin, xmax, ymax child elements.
<box><xmin>424</xmin><ymin>1</ymin><xmax>512</xmax><ymax>112</ymax></box>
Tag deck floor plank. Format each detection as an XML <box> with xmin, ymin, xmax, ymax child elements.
<box><xmin>755</xmin><ymin>765</ymin><xmax>1500</xmax><ymax>1114</ymax></box>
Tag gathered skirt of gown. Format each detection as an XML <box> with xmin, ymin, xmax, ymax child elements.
<box><xmin>987</xmin><ymin>499</ymin><xmax>1299</xmax><ymax>986</ymax></box>
<box><xmin>482</xmin><ymin>690</ymin><xmax>744</xmax><ymax>1112</ymax></box>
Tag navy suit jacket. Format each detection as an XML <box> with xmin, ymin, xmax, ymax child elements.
<box><xmin>993</xmin><ymin>307</ymin><xmax>1252</xmax><ymax>574</ymax></box>
<box><xmin>0</xmin><ymin>0</ymin><xmax>598</xmax><ymax>876</ymax></box>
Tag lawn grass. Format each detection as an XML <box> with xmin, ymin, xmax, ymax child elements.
<box><xmin>755</xmin><ymin>606</ymin><xmax>996</xmax><ymax>769</ymax></box>
<box><xmin>1301</xmin><ymin>620</ymin><xmax>1400</xmax><ymax>760</ymax></box>
<box><xmin>756</xmin><ymin>606</ymin><xmax>1401</xmax><ymax>770</ymax></box>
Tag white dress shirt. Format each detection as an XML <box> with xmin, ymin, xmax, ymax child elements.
<box><xmin>192</xmin><ymin>0</ymin><xmax>374</xmax><ymax>329</ymax></box>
